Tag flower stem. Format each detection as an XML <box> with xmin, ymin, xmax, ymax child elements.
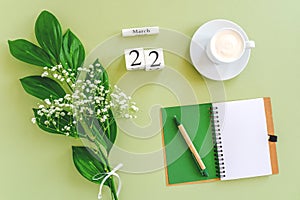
<box><xmin>93</xmin><ymin>138</ymin><xmax>118</xmax><ymax>200</ymax></box>
<box><xmin>106</xmin><ymin>165</ymin><xmax>119</xmax><ymax>200</ymax></box>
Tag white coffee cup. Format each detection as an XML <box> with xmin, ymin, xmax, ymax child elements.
<box><xmin>206</xmin><ymin>28</ymin><xmax>255</xmax><ymax>64</ymax></box>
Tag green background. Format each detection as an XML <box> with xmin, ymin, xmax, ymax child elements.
<box><xmin>0</xmin><ymin>0</ymin><xmax>299</xmax><ymax>199</ymax></box>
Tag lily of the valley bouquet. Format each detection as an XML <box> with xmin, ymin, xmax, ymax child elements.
<box><xmin>8</xmin><ymin>10</ymin><xmax>138</xmax><ymax>200</ymax></box>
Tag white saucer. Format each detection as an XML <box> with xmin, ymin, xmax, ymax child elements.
<box><xmin>190</xmin><ymin>19</ymin><xmax>252</xmax><ymax>81</ymax></box>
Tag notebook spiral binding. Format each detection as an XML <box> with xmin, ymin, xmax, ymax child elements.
<box><xmin>210</xmin><ymin>106</ymin><xmax>226</xmax><ymax>178</ymax></box>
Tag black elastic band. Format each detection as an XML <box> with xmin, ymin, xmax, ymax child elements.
<box><xmin>269</xmin><ymin>135</ymin><xmax>278</xmax><ymax>142</ymax></box>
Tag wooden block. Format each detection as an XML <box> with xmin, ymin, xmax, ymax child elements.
<box><xmin>124</xmin><ymin>48</ymin><xmax>146</xmax><ymax>70</ymax></box>
<box><xmin>144</xmin><ymin>48</ymin><xmax>165</xmax><ymax>71</ymax></box>
<box><xmin>122</xmin><ymin>26</ymin><xmax>159</xmax><ymax>37</ymax></box>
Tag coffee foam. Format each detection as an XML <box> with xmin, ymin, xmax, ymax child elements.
<box><xmin>212</xmin><ymin>29</ymin><xmax>244</xmax><ymax>62</ymax></box>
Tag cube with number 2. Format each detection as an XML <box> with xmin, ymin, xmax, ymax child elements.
<box><xmin>144</xmin><ymin>48</ymin><xmax>165</xmax><ymax>71</ymax></box>
<box><xmin>124</xmin><ymin>48</ymin><xmax>146</xmax><ymax>70</ymax></box>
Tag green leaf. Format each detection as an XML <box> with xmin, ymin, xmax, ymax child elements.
<box><xmin>8</xmin><ymin>39</ymin><xmax>52</xmax><ymax>67</ymax></box>
<box><xmin>60</xmin><ymin>29</ymin><xmax>85</xmax><ymax>73</ymax></box>
<box><xmin>72</xmin><ymin>146</ymin><xmax>108</xmax><ymax>184</ymax></box>
<box><xmin>88</xmin><ymin>60</ymin><xmax>117</xmax><ymax>153</ymax></box>
<box><xmin>20</xmin><ymin>76</ymin><xmax>66</xmax><ymax>100</ymax></box>
<box><xmin>33</xmin><ymin>108</ymin><xmax>78</xmax><ymax>138</ymax></box>
<box><xmin>35</xmin><ymin>10</ymin><xmax>62</xmax><ymax>65</ymax></box>
<box><xmin>105</xmin><ymin>109</ymin><xmax>117</xmax><ymax>153</ymax></box>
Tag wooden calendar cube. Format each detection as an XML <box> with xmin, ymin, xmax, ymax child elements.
<box><xmin>144</xmin><ymin>48</ymin><xmax>165</xmax><ymax>71</ymax></box>
<box><xmin>124</xmin><ymin>48</ymin><xmax>146</xmax><ymax>70</ymax></box>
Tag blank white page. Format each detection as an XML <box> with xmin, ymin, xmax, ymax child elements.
<box><xmin>213</xmin><ymin>98</ymin><xmax>272</xmax><ymax>180</ymax></box>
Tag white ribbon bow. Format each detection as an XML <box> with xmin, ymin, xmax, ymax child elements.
<box><xmin>92</xmin><ymin>163</ymin><xmax>123</xmax><ymax>200</ymax></box>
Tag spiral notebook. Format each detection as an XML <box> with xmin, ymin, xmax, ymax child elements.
<box><xmin>161</xmin><ymin>97</ymin><xmax>279</xmax><ymax>185</ymax></box>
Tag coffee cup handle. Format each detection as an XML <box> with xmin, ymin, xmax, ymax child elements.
<box><xmin>246</xmin><ymin>40</ymin><xmax>255</xmax><ymax>49</ymax></box>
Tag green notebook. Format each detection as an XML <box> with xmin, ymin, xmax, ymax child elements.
<box><xmin>161</xmin><ymin>98</ymin><xmax>278</xmax><ymax>185</ymax></box>
<box><xmin>161</xmin><ymin>103</ymin><xmax>219</xmax><ymax>185</ymax></box>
